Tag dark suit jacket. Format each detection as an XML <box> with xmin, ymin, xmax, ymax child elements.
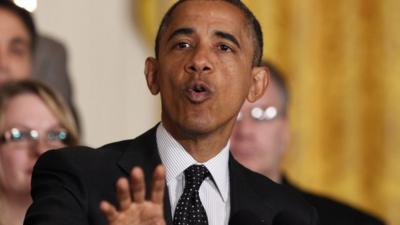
<box><xmin>24</xmin><ymin>126</ymin><xmax>319</xmax><ymax>225</ymax></box>
<box><xmin>283</xmin><ymin>177</ymin><xmax>385</xmax><ymax>225</ymax></box>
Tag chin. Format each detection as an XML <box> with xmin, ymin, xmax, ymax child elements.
<box><xmin>234</xmin><ymin>155</ymin><xmax>253</xmax><ymax>165</ymax></box>
<box><xmin>180</xmin><ymin>118</ymin><xmax>217</xmax><ymax>135</ymax></box>
<box><xmin>182</xmin><ymin>125</ymin><xmax>213</xmax><ymax>137</ymax></box>
<box><xmin>241</xmin><ymin>161</ymin><xmax>259</xmax><ymax>172</ymax></box>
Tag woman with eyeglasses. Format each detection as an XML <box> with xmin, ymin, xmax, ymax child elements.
<box><xmin>0</xmin><ymin>80</ymin><xmax>79</xmax><ymax>225</ymax></box>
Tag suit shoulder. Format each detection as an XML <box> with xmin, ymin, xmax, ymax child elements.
<box><xmin>244</xmin><ymin>166</ymin><xmax>311</xmax><ymax>208</ymax></box>
<box><xmin>36</xmin><ymin>138</ymin><xmax>134</xmax><ymax>170</ymax></box>
<box><xmin>301</xmin><ymin>190</ymin><xmax>385</xmax><ymax>225</ymax></box>
<box><xmin>230</xmin><ymin>159</ymin><xmax>318</xmax><ymax>223</ymax></box>
<box><xmin>231</xmin><ymin>160</ymin><xmax>303</xmax><ymax>202</ymax></box>
<box><xmin>283</xmin><ymin>178</ymin><xmax>385</xmax><ymax>225</ymax></box>
<box><xmin>36</xmin><ymin>126</ymin><xmax>158</xmax><ymax>172</ymax></box>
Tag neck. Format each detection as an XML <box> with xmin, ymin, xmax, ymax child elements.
<box><xmin>162</xmin><ymin>120</ymin><xmax>235</xmax><ymax>163</ymax></box>
<box><xmin>179</xmin><ymin>132</ymin><xmax>230</xmax><ymax>162</ymax></box>
<box><xmin>1</xmin><ymin>192</ymin><xmax>31</xmax><ymax>225</ymax></box>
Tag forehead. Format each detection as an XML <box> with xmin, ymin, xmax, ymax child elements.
<box><xmin>2</xmin><ymin>93</ymin><xmax>58</xmax><ymax>129</ymax></box>
<box><xmin>163</xmin><ymin>1</ymin><xmax>250</xmax><ymax>40</ymax></box>
<box><xmin>0</xmin><ymin>8</ymin><xmax>30</xmax><ymax>41</ymax></box>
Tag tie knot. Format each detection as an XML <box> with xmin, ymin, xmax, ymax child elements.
<box><xmin>184</xmin><ymin>165</ymin><xmax>210</xmax><ymax>190</ymax></box>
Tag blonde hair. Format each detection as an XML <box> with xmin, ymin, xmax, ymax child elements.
<box><xmin>0</xmin><ymin>79</ymin><xmax>79</xmax><ymax>146</ymax></box>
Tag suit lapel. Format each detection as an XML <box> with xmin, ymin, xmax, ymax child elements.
<box><xmin>116</xmin><ymin>124</ymin><xmax>173</xmax><ymax>225</ymax></box>
<box><xmin>229</xmin><ymin>155</ymin><xmax>274</xmax><ymax>224</ymax></box>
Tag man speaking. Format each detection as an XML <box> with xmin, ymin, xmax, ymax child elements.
<box><xmin>24</xmin><ymin>1</ymin><xmax>319</xmax><ymax>225</ymax></box>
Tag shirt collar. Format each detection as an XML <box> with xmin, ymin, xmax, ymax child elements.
<box><xmin>156</xmin><ymin>123</ymin><xmax>230</xmax><ymax>202</ymax></box>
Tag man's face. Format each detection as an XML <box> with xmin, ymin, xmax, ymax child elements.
<box><xmin>0</xmin><ymin>8</ymin><xmax>32</xmax><ymax>85</ymax></box>
<box><xmin>231</xmin><ymin>79</ymin><xmax>290</xmax><ymax>181</ymax></box>
<box><xmin>146</xmin><ymin>0</ymin><xmax>267</xmax><ymax>139</ymax></box>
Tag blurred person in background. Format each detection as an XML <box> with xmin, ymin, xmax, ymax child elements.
<box><xmin>0</xmin><ymin>0</ymin><xmax>80</xmax><ymax>132</ymax></box>
<box><xmin>230</xmin><ymin>60</ymin><xmax>385</xmax><ymax>225</ymax></box>
<box><xmin>32</xmin><ymin>35</ymin><xmax>75</xmax><ymax>111</ymax></box>
<box><xmin>0</xmin><ymin>80</ymin><xmax>79</xmax><ymax>225</ymax></box>
<box><xmin>0</xmin><ymin>0</ymin><xmax>35</xmax><ymax>84</ymax></box>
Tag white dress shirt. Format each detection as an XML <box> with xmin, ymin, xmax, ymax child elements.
<box><xmin>156</xmin><ymin>124</ymin><xmax>231</xmax><ymax>225</ymax></box>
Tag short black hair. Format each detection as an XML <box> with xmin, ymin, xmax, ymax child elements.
<box><xmin>0</xmin><ymin>0</ymin><xmax>37</xmax><ymax>51</ymax></box>
<box><xmin>154</xmin><ymin>0</ymin><xmax>263</xmax><ymax>66</ymax></box>
<box><xmin>262</xmin><ymin>60</ymin><xmax>289</xmax><ymax>115</ymax></box>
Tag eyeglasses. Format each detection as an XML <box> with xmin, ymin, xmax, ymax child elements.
<box><xmin>237</xmin><ymin>106</ymin><xmax>280</xmax><ymax>122</ymax></box>
<box><xmin>0</xmin><ymin>128</ymin><xmax>69</xmax><ymax>149</ymax></box>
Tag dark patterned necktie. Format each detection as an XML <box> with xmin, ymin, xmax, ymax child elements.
<box><xmin>173</xmin><ymin>165</ymin><xmax>210</xmax><ymax>225</ymax></box>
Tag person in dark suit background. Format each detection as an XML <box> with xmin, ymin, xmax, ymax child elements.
<box><xmin>24</xmin><ymin>1</ymin><xmax>319</xmax><ymax>225</ymax></box>
<box><xmin>230</xmin><ymin>60</ymin><xmax>386</xmax><ymax>225</ymax></box>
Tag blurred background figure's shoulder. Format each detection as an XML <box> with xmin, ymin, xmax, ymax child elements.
<box><xmin>283</xmin><ymin>177</ymin><xmax>386</xmax><ymax>225</ymax></box>
<box><xmin>32</xmin><ymin>34</ymin><xmax>81</xmax><ymax>134</ymax></box>
<box><xmin>32</xmin><ymin>35</ymin><xmax>72</xmax><ymax>105</ymax></box>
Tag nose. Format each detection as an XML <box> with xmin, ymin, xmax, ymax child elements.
<box><xmin>184</xmin><ymin>44</ymin><xmax>213</xmax><ymax>75</ymax></box>
<box><xmin>30</xmin><ymin>139</ymin><xmax>51</xmax><ymax>157</ymax></box>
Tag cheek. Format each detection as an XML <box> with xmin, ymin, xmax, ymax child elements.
<box><xmin>159</xmin><ymin>78</ymin><xmax>180</xmax><ymax>107</ymax></box>
<box><xmin>0</xmin><ymin>150</ymin><xmax>32</xmax><ymax>194</ymax></box>
<box><xmin>11</xmin><ymin>57</ymin><xmax>32</xmax><ymax>78</ymax></box>
<box><xmin>255</xmin><ymin>127</ymin><xmax>281</xmax><ymax>151</ymax></box>
<box><xmin>218</xmin><ymin>74</ymin><xmax>250</xmax><ymax>106</ymax></box>
<box><xmin>0</xmin><ymin>150</ymin><xmax>29</xmax><ymax>177</ymax></box>
<box><xmin>158</xmin><ymin>65</ymin><xmax>182</xmax><ymax>90</ymax></box>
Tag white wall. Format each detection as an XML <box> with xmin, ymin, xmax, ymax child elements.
<box><xmin>34</xmin><ymin>0</ymin><xmax>160</xmax><ymax>147</ymax></box>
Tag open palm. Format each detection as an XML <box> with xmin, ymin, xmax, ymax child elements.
<box><xmin>100</xmin><ymin>165</ymin><xmax>166</xmax><ymax>225</ymax></box>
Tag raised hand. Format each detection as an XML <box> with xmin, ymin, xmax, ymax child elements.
<box><xmin>100</xmin><ymin>165</ymin><xmax>166</xmax><ymax>225</ymax></box>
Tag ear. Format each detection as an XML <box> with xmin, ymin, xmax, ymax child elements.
<box><xmin>144</xmin><ymin>57</ymin><xmax>160</xmax><ymax>95</ymax></box>
<box><xmin>247</xmin><ymin>66</ymin><xmax>269</xmax><ymax>102</ymax></box>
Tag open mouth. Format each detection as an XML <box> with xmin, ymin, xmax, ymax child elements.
<box><xmin>185</xmin><ymin>81</ymin><xmax>213</xmax><ymax>103</ymax></box>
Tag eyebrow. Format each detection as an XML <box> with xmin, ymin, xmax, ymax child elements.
<box><xmin>167</xmin><ymin>27</ymin><xmax>194</xmax><ymax>42</ymax></box>
<box><xmin>214</xmin><ymin>31</ymin><xmax>241</xmax><ymax>49</ymax></box>
<box><xmin>166</xmin><ymin>28</ymin><xmax>241</xmax><ymax>49</ymax></box>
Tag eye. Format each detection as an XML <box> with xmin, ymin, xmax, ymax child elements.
<box><xmin>47</xmin><ymin>130</ymin><xmax>68</xmax><ymax>142</ymax></box>
<box><xmin>10</xmin><ymin>43</ymin><xmax>30</xmax><ymax>57</ymax></box>
<box><xmin>218</xmin><ymin>44</ymin><xmax>232</xmax><ymax>52</ymax></box>
<box><xmin>9</xmin><ymin>128</ymin><xmax>30</xmax><ymax>142</ymax></box>
<box><xmin>176</xmin><ymin>42</ymin><xmax>191</xmax><ymax>49</ymax></box>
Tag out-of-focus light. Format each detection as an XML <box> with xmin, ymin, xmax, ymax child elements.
<box><xmin>251</xmin><ymin>107</ymin><xmax>264</xmax><ymax>120</ymax></box>
<box><xmin>13</xmin><ymin>0</ymin><xmax>37</xmax><ymax>13</ymax></box>
<box><xmin>264</xmin><ymin>106</ymin><xmax>278</xmax><ymax>120</ymax></box>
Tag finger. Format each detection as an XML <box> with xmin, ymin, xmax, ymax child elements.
<box><xmin>99</xmin><ymin>200</ymin><xmax>118</xmax><ymax>222</ymax></box>
<box><xmin>116</xmin><ymin>177</ymin><xmax>131</xmax><ymax>210</ymax></box>
<box><xmin>151</xmin><ymin>165</ymin><xmax>166</xmax><ymax>204</ymax></box>
<box><xmin>155</xmin><ymin>220</ymin><xmax>167</xmax><ymax>225</ymax></box>
<box><xmin>131</xmin><ymin>167</ymin><xmax>146</xmax><ymax>203</ymax></box>
<box><xmin>144</xmin><ymin>218</ymin><xmax>166</xmax><ymax>225</ymax></box>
